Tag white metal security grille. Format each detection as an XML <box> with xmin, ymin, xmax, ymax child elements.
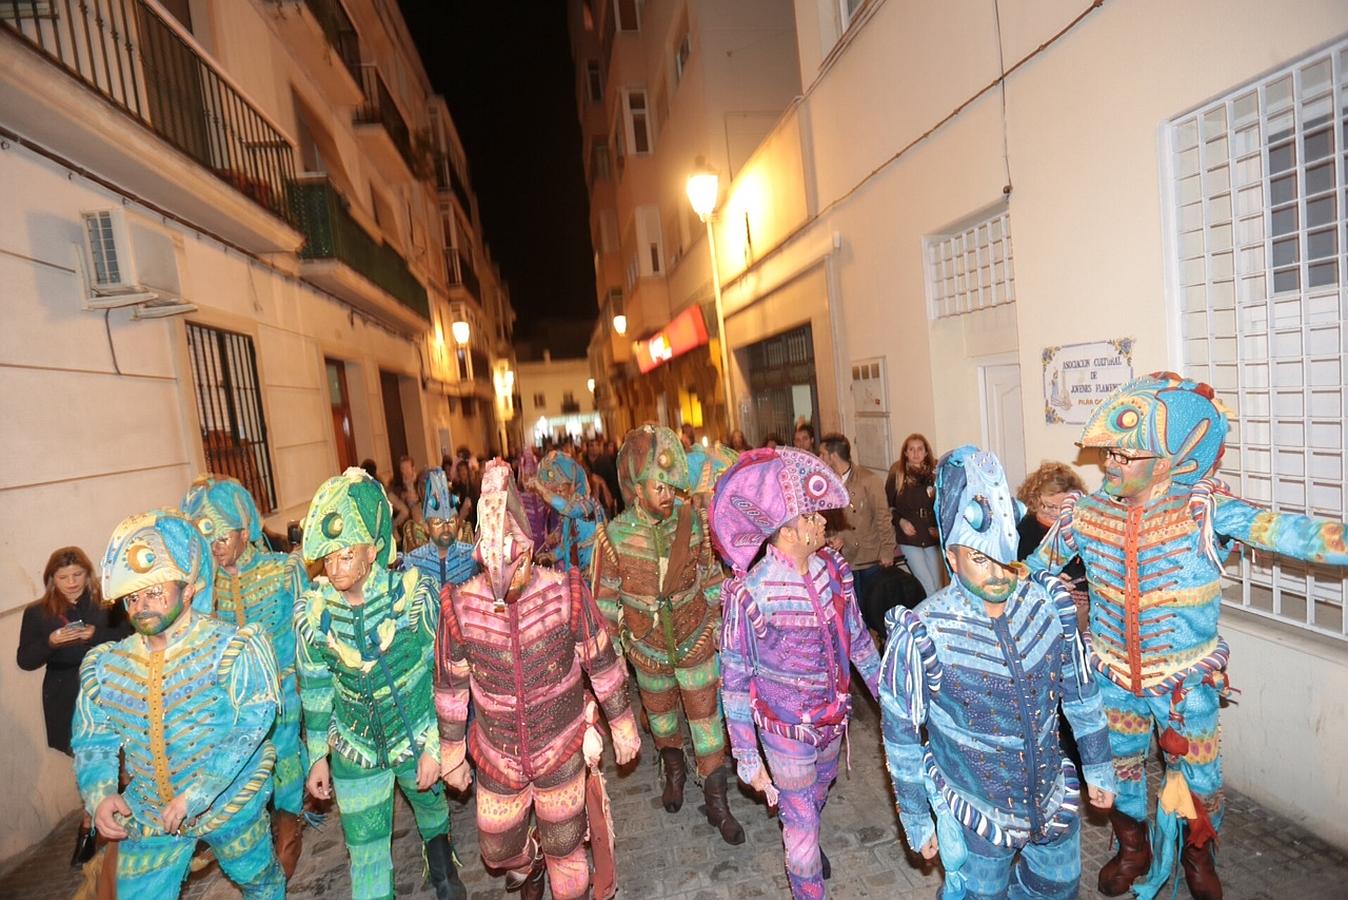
<box><xmin>1172</xmin><ymin>40</ymin><xmax>1348</xmax><ymax>640</ymax></box>
<box><xmin>926</xmin><ymin>211</ymin><xmax>1015</xmax><ymax>319</ymax></box>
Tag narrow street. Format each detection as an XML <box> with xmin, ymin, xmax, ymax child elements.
<box><xmin>4</xmin><ymin>687</ymin><xmax>1345</xmax><ymax>899</ymax></box>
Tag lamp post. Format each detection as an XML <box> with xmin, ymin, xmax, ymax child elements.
<box><xmin>686</xmin><ymin>157</ymin><xmax>736</xmax><ymax>434</ymax></box>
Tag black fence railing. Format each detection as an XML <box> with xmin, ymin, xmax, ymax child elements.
<box><xmin>1</xmin><ymin>0</ymin><xmax>297</xmax><ymax>223</ymax></box>
<box><xmin>289</xmin><ymin>177</ymin><xmax>430</xmax><ymax>321</ymax></box>
<box><xmin>447</xmin><ymin>247</ymin><xmax>481</xmax><ymax>300</ymax></box>
<box><xmin>355</xmin><ymin>64</ymin><xmax>418</xmax><ymax>174</ymax></box>
<box><xmin>291</xmin><ymin>0</ymin><xmax>360</xmax><ymax>83</ymax></box>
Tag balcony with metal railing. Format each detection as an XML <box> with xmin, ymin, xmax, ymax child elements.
<box><xmin>354</xmin><ymin>64</ymin><xmax>421</xmax><ymax>180</ymax></box>
<box><xmin>265</xmin><ymin>0</ymin><xmax>363</xmax><ymax>106</ymax></box>
<box><xmin>289</xmin><ymin>176</ymin><xmax>430</xmax><ymax>333</ymax></box>
<box><xmin>435</xmin><ymin>153</ymin><xmax>474</xmax><ymax>216</ymax></box>
<box><xmin>446</xmin><ymin>246</ymin><xmax>481</xmax><ymax>302</ymax></box>
<box><xmin>0</xmin><ymin>0</ymin><xmax>301</xmax><ymax>251</ymax></box>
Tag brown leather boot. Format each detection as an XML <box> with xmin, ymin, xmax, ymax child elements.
<box><xmin>1098</xmin><ymin>810</ymin><xmax>1151</xmax><ymax>896</ymax></box>
<box><xmin>702</xmin><ymin>767</ymin><xmax>746</xmax><ymax>845</ymax></box>
<box><xmin>95</xmin><ymin>841</ymin><xmax>118</xmax><ymax>900</ymax></box>
<box><xmin>1181</xmin><ymin>841</ymin><xmax>1223</xmax><ymax>900</ymax></box>
<box><xmin>660</xmin><ymin>747</ymin><xmax>688</xmax><ymax>813</ymax></box>
<box><xmin>271</xmin><ymin>810</ymin><xmax>303</xmax><ymax>879</ymax></box>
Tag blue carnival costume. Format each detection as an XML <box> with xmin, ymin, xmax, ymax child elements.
<box><xmin>182</xmin><ymin>475</ymin><xmax>309</xmax><ymax>849</ymax></box>
<box><xmin>881</xmin><ymin>447</ymin><xmax>1115</xmax><ymax>900</ymax></box>
<box><xmin>73</xmin><ymin>510</ymin><xmax>283</xmax><ymax>898</ymax></box>
<box><xmin>1027</xmin><ymin>372</ymin><xmax>1348</xmax><ymax>899</ymax></box>
<box><xmin>531</xmin><ymin>451</ymin><xmax>606</xmax><ymax>572</ymax></box>
<box><xmin>400</xmin><ymin>467</ymin><xmax>478</xmax><ymax>592</ymax></box>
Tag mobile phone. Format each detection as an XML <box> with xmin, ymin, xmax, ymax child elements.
<box><xmin>64</xmin><ymin>620</ymin><xmax>86</xmax><ymax>630</ymax></box>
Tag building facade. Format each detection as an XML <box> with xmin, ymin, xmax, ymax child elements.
<box><xmin>568</xmin><ymin>0</ymin><xmax>802</xmax><ymax>440</ymax></box>
<box><xmin>516</xmin><ymin>353</ymin><xmax>603</xmax><ymax>445</ymax></box>
<box><xmin>0</xmin><ymin>0</ymin><xmax>514</xmax><ymax>861</ymax></box>
<box><xmin>708</xmin><ymin>0</ymin><xmax>1348</xmax><ymax>844</ymax></box>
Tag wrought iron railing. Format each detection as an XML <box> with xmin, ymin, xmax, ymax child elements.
<box><xmin>447</xmin><ymin>247</ymin><xmax>481</xmax><ymax>300</ymax></box>
<box><xmin>354</xmin><ymin>63</ymin><xmax>417</xmax><ymax>174</ymax></box>
<box><xmin>436</xmin><ymin>153</ymin><xmax>473</xmax><ymax>214</ymax></box>
<box><xmin>279</xmin><ymin>0</ymin><xmax>361</xmax><ymax>83</ymax></box>
<box><xmin>289</xmin><ymin>177</ymin><xmax>430</xmax><ymax>321</ymax></box>
<box><xmin>1</xmin><ymin>0</ymin><xmax>297</xmax><ymax>223</ymax></box>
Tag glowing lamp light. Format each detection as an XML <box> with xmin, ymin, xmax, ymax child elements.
<box><xmin>649</xmin><ymin>334</ymin><xmax>673</xmax><ymax>365</ymax></box>
<box><xmin>612</xmin><ymin>313</ymin><xmax>628</xmax><ymax>335</ymax></box>
<box><xmin>685</xmin><ymin>159</ymin><xmax>719</xmax><ymax>220</ymax></box>
<box><xmin>451</xmin><ymin>320</ymin><xmax>471</xmax><ymax>345</ymax></box>
<box><xmin>586</xmin><ymin>377</ymin><xmax>596</xmax><ymax>393</ymax></box>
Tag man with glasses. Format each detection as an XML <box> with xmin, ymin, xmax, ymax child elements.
<box><xmin>74</xmin><ymin>509</ymin><xmax>284</xmax><ymax>898</ymax></box>
<box><xmin>181</xmin><ymin>474</ymin><xmax>310</xmax><ymax>876</ymax></box>
<box><xmin>400</xmin><ymin>467</ymin><xmax>478</xmax><ymax>594</ymax></box>
<box><xmin>1028</xmin><ymin>372</ymin><xmax>1348</xmax><ymax>900</ymax></box>
<box><xmin>295</xmin><ymin>468</ymin><xmax>466</xmax><ymax>900</ymax></box>
<box><xmin>711</xmin><ymin>447</ymin><xmax>882</xmax><ymax>899</ymax></box>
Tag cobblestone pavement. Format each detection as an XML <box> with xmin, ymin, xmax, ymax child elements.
<box><xmin>4</xmin><ymin>688</ymin><xmax>1346</xmax><ymax>899</ymax></box>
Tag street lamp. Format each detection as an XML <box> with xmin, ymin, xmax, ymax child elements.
<box><xmin>586</xmin><ymin>377</ymin><xmax>596</xmax><ymax>393</ymax></box>
<box><xmin>685</xmin><ymin>156</ymin><xmax>736</xmax><ymax>433</ymax></box>
<box><xmin>451</xmin><ymin>319</ymin><xmax>471</xmax><ymax>345</ymax></box>
<box><xmin>612</xmin><ymin>313</ymin><xmax>628</xmax><ymax>336</ymax></box>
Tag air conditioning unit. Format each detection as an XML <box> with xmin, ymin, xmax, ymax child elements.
<box><xmin>78</xmin><ymin>208</ymin><xmax>192</xmax><ymax>315</ymax></box>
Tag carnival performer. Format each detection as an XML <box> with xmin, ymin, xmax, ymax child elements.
<box><xmin>436</xmin><ymin>459</ymin><xmax>641</xmax><ymax>900</ymax></box>
<box><xmin>181</xmin><ymin>474</ymin><xmax>309</xmax><ymax>876</ymax></box>
<box><xmin>711</xmin><ymin>447</ymin><xmax>882</xmax><ymax>899</ymax></box>
<box><xmin>73</xmin><ymin>509</ymin><xmax>283</xmax><ymax>898</ymax></box>
<box><xmin>400</xmin><ymin>467</ymin><xmax>478</xmax><ymax>593</ymax></box>
<box><xmin>517</xmin><ymin>445</ymin><xmax>551</xmax><ymax>548</ymax></box>
<box><xmin>685</xmin><ymin>438</ymin><xmax>738</xmax><ymax>510</ymax></box>
<box><xmin>1027</xmin><ymin>372</ymin><xmax>1348</xmax><ymax>900</ymax></box>
<box><xmin>295</xmin><ymin>468</ymin><xmax>466</xmax><ymax>900</ymax></box>
<box><xmin>592</xmin><ymin>426</ymin><xmax>744</xmax><ymax>844</ymax></box>
<box><xmin>527</xmin><ymin>450</ymin><xmax>606</xmax><ymax>571</ymax></box>
<box><xmin>880</xmin><ymin>446</ymin><xmax>1116</xmax><ymax>899</ymax></box>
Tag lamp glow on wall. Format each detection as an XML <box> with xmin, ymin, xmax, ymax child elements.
<box><xmin>586</xmin><ymin>377</ymin><xmax>596</xmax><ymax>393</ymax></box>
<box><xmin>451</xmin><ymin>319</ymin><xmax>471</xmax><ymax>345</ymax></box>
<box><xmin>685</xmin><ymin>155</ymin><xmax>735</xmax><ymax>432</ymax></box>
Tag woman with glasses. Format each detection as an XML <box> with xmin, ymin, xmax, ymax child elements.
<box><xmin>1015</xmin><ymin>461</ymin><xmax>1088</xmax><ymax>626</ymax></box>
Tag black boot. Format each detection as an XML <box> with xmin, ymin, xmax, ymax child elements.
<box><xmin>71</xmin><ymin>823</ymin><xmax>97</xmax><ymax>867</ymax></box>
<box><xmin>820</xmin><ymin>848</ymin><xmax>831</xmax><ymax>880</ymax></box>
<box><xmin>703</xmin><ymin>766</ymin><xmax>746</xmax><ymax>845</ymax></box>
<box><xmin>660</xmin><ymin>747</ymin><xmax>688</xmax><ymax>813</ymax></box>
<box><xmin>424</xmin><ymin>835</ymin><xmax>467</xmax><ymax>900</ymax></box>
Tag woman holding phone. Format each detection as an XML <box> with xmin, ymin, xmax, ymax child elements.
<box><xmin>16</xmin><ymin>546</ymin><xmax>129</xmax><ymax>865</ymax></box>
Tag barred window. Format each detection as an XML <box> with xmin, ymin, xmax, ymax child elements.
<box><xmin>186</xmin><ymin>322</ymin><xmax>277</xmax><ymax>514</ymax></box>
<box><xmin>1172</xmin><ymin>40</ymin><xmax>1347</xmax><ymax>640</ymax></box>
<box><xmin>925</xmin><ymin>210</ymin><xmax>1015</xmax><ymax>319</ymax></box>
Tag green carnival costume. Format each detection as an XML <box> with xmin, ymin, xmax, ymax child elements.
<box><xmin>295</xmin><ymin>468</ymin><xmax>465</xmax><ymax>900</ymax></box>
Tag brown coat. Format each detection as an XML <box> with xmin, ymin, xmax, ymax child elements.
<box><xmin>832</xmin><ymin>465</ymin><xmax>898</xmax><ymax>568</ymax></box>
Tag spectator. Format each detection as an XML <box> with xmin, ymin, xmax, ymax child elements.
<box><xmin>360</xmin><ymin>457</ymin><xmax>380</xmax><ymax>481</ymax></box>
<box><xmin>387</xmin><ymin>455</ymin><xmax>419</xmax><ymax>545</ymax></box>
<box><xmin>728</xmin><ymin>429</ymin><xmax>751</xmax><ymax>452</ymax></box>
<box><xmin>17</xmin><ymin>546</ymin><xmax>129</xmax><ymax>865</ymax></box>
<box><xmin>1016</xmin><ymin>461</ymin><xmax>1089</xmax><ymax>627</ymax></box>
<box><xmin>793</xmin><ymin>422</ymin><xmax>816</xmax><ymax>453</ymax></box>
<box><xmin>885</xmin><ymin>433</ymin><xmax>944</xmax><ymax>597</ymax></box>
<box><xmin>818</xmin><ymin>432</ymin><xmax>897</xmax><ymax>602</ymax></box>
<box><xmin>761</xmin><ymin>433</ymin><xmax>784</xmax><ymax>449</ymax></box>
<box><xmin>679</xmin><ymin>423</ymin><xmax>696</xmax><ymax>451</ymax></box>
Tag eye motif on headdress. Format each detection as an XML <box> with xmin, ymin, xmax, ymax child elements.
<box><xmin>656</xmin><ymin>450</ymin><xmax>672</xmax><ymax>470</ymax></box>
<box><xmin>1112</xmin><ymin>407</ymin><xmax>1141</xmax><ymax>431</ymax></box>
<box><xmin>804</xmin><ymin>472</ymin><xmax>830</xmax><ymax>500</ymax></box>
<box><xmin>321</xmin><ymin>512</ymin><xmax>344</xmax><ymax>538</ymax></box>
<box><xmin>196</xmin><ymin>517</ymin><xmax>215</xmax><ymax>537</ymax></box>
<box><xmin>127</xmin><ymin>542</ymin><xmax>157</xmax><ymax>573</ymax></box>
<box><xmin>962</xmin><ymin>494</ymin><xmax>993</xmax><ymax>533</ymax></box>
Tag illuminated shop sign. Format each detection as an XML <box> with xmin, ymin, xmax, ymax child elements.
<box><xmin>634</xmin><ymin>306</ymin><xmax>709</xmax><ymax>374</ymax></box>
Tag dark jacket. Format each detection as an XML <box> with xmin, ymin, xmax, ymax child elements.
<box><xmin>885</xmin><ymin>465</ymin><xmax>939</xmax><ymax>548</ymax></box>
<box><xmin>1016</xmin><ymin>514</ymin><xmax>1086</xmax><ymax>583</ymax></box>
<box><xmin>16</xmin><ymin>591</ymin><xmax>128</xmax><ymax>754</ymax></box>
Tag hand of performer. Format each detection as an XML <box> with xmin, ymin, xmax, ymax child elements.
<box><xmin>160</xmin><ymin>793</ymin><xmax>189</xmax><ymax>835</ymax></box>
<box><xmin>749</xmin><ymin>766</ymin><xmax>779</xmax><ymax>807</ymax></box>
<box><xmin>611</xmin><ymin>721</ymin><xmax>641</xmax><ymax>766</ymax></box>
<box><xmin>94</xmin><ymin>795</ymin><xmax>131</xmax><ymax>841</ymax></box>
<box><xmin>415</xmin><ymin>752</ymin><xmax>439</xmax><ymax>791</ymax></box>
<box><xmin>1088</xmin><ymin>785</ymin><xmax>1116</xmax><ymax>810</ymax></box>
<box><xmin>442</xmin><ymin>760</ymin><xmax>473</xmax><ymax>792</ymax></box>
<box><xmin>899</xmin><ymin>519</ymin><xmax>917</xmax><ymax>538</ymax></box>
<box><xmin>825</xmin><ymin>536</ymin><xmax>844</xmax><ymax>552</ymax></box>
<box><xmin>919</xmin><ymin>834</ymin><xmax>939</xmax><ymax>860</ymax></box>
<box><xmin>307</xmin><ymin>758</ymin><xmax>333</xmax><ymax>800</ymax></box>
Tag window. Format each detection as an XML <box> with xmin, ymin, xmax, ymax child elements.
<box><xmin>839</xmin><ymin>0</ymin><xmax>867</xmax><ymax>31</ymax></box>
<box><xmin>589</xmin><ymin>139</ymin><xmax>611</xmax><ymax>182</ymax></box>
<box><xmin>186</xmin><ymin>323</ymin><xmax>277</xmax><ymax>514</ymax></box>
<box><xmin>586</xmin><ymin>60</ymin><xmax>604</xmax><ymax>103</ymax></box>
<box><xmin>614</xmin><ymin>0</ymin><xmax>639</xmax><ymax>31</ymax></box>
<box><xmin>563</xmin><ymin>391</ymin><xmax>577</xmax><ymax>404</ymax></box>
<box><xmin>534</xmin><ymin>392</ymin><xmax>546</xmax><ymax>409</ymax></box>
<box><xmin>924</xmin><ymin>210</ymin><xmax>1015</xmax><ymax>319</ymax></box>
<box><xmin>611</xmin><ymin>114</ymin><xmax>626</xmax><ymax>176</ymax></box>
<box><xmin>673</xmin><ymin>14</ymin><xmax>691</xmax><ymax>82</ymax></box>
<box><xmin>627</xmin><ymin>90</ymin><xmax>651</xmax><ymax>154</ymax></box>
<box><xmin>1173</xmin><ymin>42</ymin><xmax>1348</xmax><ymax>640</ymax></box>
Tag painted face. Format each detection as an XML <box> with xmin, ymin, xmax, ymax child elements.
<box><xmin>53</xmin><ymin>564</ymin><xmax>87</xmax><ymax>603</ymax></box>
<box><xmin>124</xmin><ymin>582</ymin><xmax>186</xmax><ymax>636</ymax></box>
<box><xmin>323</xmin><ymin>544</ymin><xmax>377</xmax><ymax>592</ymax></box>
<box><xmin>948</xmin><ymin>545</ymin><xmax>1018</xmax><ymax>604</ymax></box>
<box><xmin>1035</xmin><ymin>492</ymin><xmax>1073</xmax><ymax>528</ymax></box>
<box><xmin>426</xmin><ymin>517</ymin><xmax>456</xmax><ymax>548</ymax></box>
<box><xmin>210</xmin><ymin>529</ymin><xmax>248</xmax><ymax>570</ymax></box>
<box><xmin>1101</xmin><ymin>448</ymin><xmax>1166</xmax><ymax>499</ymax></box>
<box><xmin>637</xmin><ymin>479</ymin><xmax>676</xmax><ymax>520</ymax></box>
<box><xmin>791</xmin><ymin>511</ymin><xmax>826</xmax><ymax>551</ymax></box>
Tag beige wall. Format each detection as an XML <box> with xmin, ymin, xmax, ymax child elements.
<box><xmin>517</xmin><ymin>359</ymin><xmax>597</xmax><ymax>423</ymax></box>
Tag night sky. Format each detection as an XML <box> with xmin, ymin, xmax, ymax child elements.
<box><xmin>398</xmin><ymin>1</ymin><xmax>596</xmax><ymax>357</ymax></box>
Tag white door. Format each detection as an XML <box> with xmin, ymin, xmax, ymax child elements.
<box><xmin>981</xmin><ymin>363</ymin><xmax>1027</xmax><ymax>488</ymax></box>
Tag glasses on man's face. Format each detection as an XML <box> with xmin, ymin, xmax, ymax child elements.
<box><xmin>1103</xmin><ymin>448</ymin><xmax>1159</xmax><ymax>466</ymax></box>
<box><xmin>123</xmin><ymin>584</ymin><xmax>170</xmax><ymax>609</ymax></box>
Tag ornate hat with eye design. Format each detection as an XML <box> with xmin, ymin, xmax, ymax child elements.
<box><xmin>935</xmin><ymin>445</ymin><xmax>1023</xmax><ymax>569</ymax></box>
<box><xmin>181</xmin><ymin>474</ymin><xmax>263</xmax><ymax>544</ymax></box>
<box><xmin>300</xmin><ymin>467</ymin><xmax>395</xmax><ymax>566</ymax></box>
<box><xmin>101</xmin><ymin>508</ymin><xmax>215</xmax><ymax>611</ymax></box>
<box><xmin>617</xmin><ymin>425</ymin><xmax>690</xmax><ymax>504</ymax></box>
<box><xmin>420</xmin><ymin>467</ymin><xmax>458</xmax><ymax>522</ymax></box>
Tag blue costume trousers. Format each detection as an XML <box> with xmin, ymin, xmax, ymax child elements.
<box><xmin>272</xmin><ymin>666</ymin><xmax>305</xmax><ymax>814</ymax></box>
<box><xmin>115</xmin><ymin>780</ymin><xmax>282</xmax><ymax>898</ymax></box>
<box><xmin>942</xmin><ymin>815</ymin><xmax>1081</xmax><ymax>900</ymax></box>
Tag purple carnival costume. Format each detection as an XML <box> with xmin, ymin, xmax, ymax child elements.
<box><xmin>711</xmin><ymin>447</ymin><xmax>882</xmax><ymax>899</ymax></box>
